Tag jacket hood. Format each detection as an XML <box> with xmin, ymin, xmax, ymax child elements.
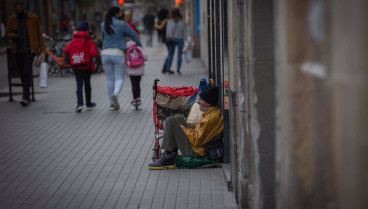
<box><xmin>73</xmin><ymin>31</ymin><xmax>91</xmax><ymax>39</ymax></box>
<box><xmin>126</xmin><ymin>40</ymin><xmax>137</xmax><ymax>48</ymax></box>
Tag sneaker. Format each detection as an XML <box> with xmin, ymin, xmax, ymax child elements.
<box><xmin>148</xmin><ymin>151</ymin><xmax>177</xmax><ymax>170</ymax></box>
<box><xmin>177</xmin><ymin>71</ymin><xmax>182</xmax><ymax>75</ymax></box>
<box><xmin>136</xmin><ymin>98</ymin><xmax>141</xmax><ymax>105</ymax></box>
<box><xmin>167</xmin><ymin>70</ymin><xmax>174</xmax><ymax>74</ymax></box>
<box><xmin>131</xmin><ymin>98</ymin><xmax>141</xmax><ymax>106</ymax></box>
<box><xmin>20</xmin><ymin>98</ymin><xmax>30</xmax><ymax>107</ymax></box>
<box><xmin>135</xmin><ymin>97</ymin><xmax>142</xmax><ymax>105</ymax></box>
<box><xmin>86</xmin><ymin>102</ymin><xmax>96</xmax><ymax>110</ymax></box>
<box><xmin>109</xmin><ymin>105</ymin><xmax>114</xmax><ymax>110</ymax></box>
<box><xmin>111</xmin><ymin>94</ymin><xmax>120</xmax><ymax>110</ymax></box>
<box><xmin>75</xmin><ymin>105</ymin><xmax>83</xmax><ymax>112</ymax></box>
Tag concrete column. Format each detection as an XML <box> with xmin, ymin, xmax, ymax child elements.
<box><xmin>275</xmin><ymin>0</ymin><xmax>368</xmax><ymax>208</ymax></box>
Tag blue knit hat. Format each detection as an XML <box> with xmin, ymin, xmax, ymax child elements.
<box><xmin>77</xmin><ymin>20</ymin><xmax>89</xmax><ymax>31</ymax></box>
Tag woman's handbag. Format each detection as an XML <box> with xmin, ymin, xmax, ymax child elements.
<box><xmin>204</xmin><ymin>135</ymin><xmax>224</xmax><ymax>161</ymax></box>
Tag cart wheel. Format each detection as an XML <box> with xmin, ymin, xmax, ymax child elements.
<box><xmin>152</xmin><ymin>148</ymin><xmax>157</xmax><ymax>161</ymax></box>
<box><xmin>152</xmin><ymin>142</ymin><xmax>161</xmax><ymax>162</ymax></box>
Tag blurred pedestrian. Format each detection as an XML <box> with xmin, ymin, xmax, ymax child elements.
<box><xmin>156</xmin><ymin>8</ymin><xmax>169</xmax><ymax>44</ymax></box>
<box><xmin>125</xmin><ymin>40</ymin><xmax>147</xmax><ymax>107</ymax></box>
<box><xmin>0</xmin><ymin>20</ymin><xmax>5</xmax><ymax>45</ymax></box>
<box><xmin>6</xmin><ymin>0</ymin><xmax>45</xmax><ymax>106</ymax></box>
<box><xmin>165</xmin><ymin>9</ymin><xmax>186</xmax><ymax>75</ymax></box>
<box><xmin>63</xmin><ymin>21</ymin><xmax>98</xmax><ymax>113</ymax></box>
<box><xmin>59</xmin><ymin>13</ymin><xmax>70</xmax><ymax>36</ymax></box>
<box><xmin>155</xmin><ymin>8</ymin><xmax>173</xmax><ymax>74</ymax></box>
<box><xmin>101</xmin><ymin>6</ymin><xmax>142</xmax><ymax>111</ymax></box>
<box><xmin>124</xmin><ymin>10</ymin><xmax>139</xmax><ymax>35</ymax></box>
<box><xmin>143</xmin><ymin>8</ymin><xmax>155</xmax><ymax>47</ymax></box>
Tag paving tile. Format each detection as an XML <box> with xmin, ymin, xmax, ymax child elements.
<box><xmin>0</xmin><ymin>37</ymin><xmax>237</xmax><ymax>209</ymax></box>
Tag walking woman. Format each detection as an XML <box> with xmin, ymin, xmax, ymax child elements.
<box><xmin>101</xmin><ymin>6</ymin><xmax>142</xmax><ymax>111</ymax></box>
<box><xmin>165</xmin><ymin>9</ymin><xmax>186</xmax><ymax>75</ymax></box>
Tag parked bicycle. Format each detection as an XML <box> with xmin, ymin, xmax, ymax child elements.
<box><xmin>43</xmin><ymin>34</ymin><xmax>72</xmax><ymax>76</ymax></box>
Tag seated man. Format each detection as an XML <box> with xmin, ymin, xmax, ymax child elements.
<box><xmin>148</xmin><ymin>86</ymin><xmax>224</xmax><ymax>170</ymax></box>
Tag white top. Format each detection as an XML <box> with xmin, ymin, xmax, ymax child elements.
<box><xmin>101</xmin><ymin>48</ymin><xmax>124</xmax><ymax>56</ymax></box>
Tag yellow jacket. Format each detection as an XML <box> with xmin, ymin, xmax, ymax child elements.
<box><xmin>180</xmin><ymin>106</ymin><xmax>224</xmax><ymax>156</ymax></box>
<box><xmin>6</xmin><ymin>11</ymin><xmax>45</xmax><ymax>54</ymax></box>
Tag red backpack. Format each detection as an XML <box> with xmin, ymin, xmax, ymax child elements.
<box><xmin>68</xmin><ymin>39</ymin><xmax>91</xmax><ymax>68</ymax></box>
<box><xmin>126</xmin><ymin>45</ymin><xmax>145</xmax><ymax>68</ymax></box>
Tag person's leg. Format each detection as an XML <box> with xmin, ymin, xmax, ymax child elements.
<box><xmin>161</xmin><ymin>115</ymin><xmax>200</xmax><ymax>157</ymax></box>
<box><xmin>129</xmin><ymin>76</ymin><xmax>135</xmax><ymax>100</ymax></box>
<box><xmin>102</xmin><ymin>55</ymin><xmax>114</xmax><ymax>105</ymax></box>
<box><xmin>165</xmin><ymin>43</ymin><xmax>176</xmax><ymax>71</ymax></box>
<box><xmin>148</xmin><ymin>115</ymin><xmax>199</xmax><ymax>169</ymax></box>
<box><xmin>130</xmin><ymin>76</ymin><xmax>141</xmax><ymax>100</ymax></box>
<box><xmin>162</xmin><ymin>43</ymin><xmax>172</xmax><ymax>73</ymax></box>
<box><xmin>73</xmin><ymin>70</ymin><xmax>84</xmax><ymax>107</ymax></box>
<box><xmin>149</xmin><ymin>30</ymin><xmax>153</xmax><ymax>46</ymax></box>
<box><xmin>176</xmin><ymin>39</ymin><xmax>184</xmax><ymax>73</ymax></box>
<box><xmin>161</xmin><ymin>115</ymin><xmax>187</xmax><ymax>151</ymax></box>
<box><xmin>83</xmin><ymin>70</ymin><xmax>92</xmax><ymax>106</ymax></box>
<box><xmin>15</xmin><ymin>53</ymin><xmax>26</xmax><ymax>97</ymax></box>
<box><xmin>134</xmin><ymin>76</ymin><xmax>141</xmax><ymax>99</ymax></box>
<box><xmin>162</xmin><ymin>62</ymin><xmax>167</xmax><ymax>73</ymax></box>
<box><xmin>17</xmin><ymin>53</ymin><xmax>34</xmax><ymax>101</ymax></box>
<box><xmin>112</xmin><ymin>55</ymin><xmax>125</xmax><ymax>96</ymax></box>
<box><xmin>148</xmin><ymin>115</ymin><xmax>182</xmax><ymax>169</ymax></box>
<box><xmin>108</xmin><ymin>55</ymin><xmax>125</xmax><ymax>110</ymax></box>
<box><xmin>147</xmin><ymin>30</ymin><xmax>153</xmax><ymax>47</ymax></box>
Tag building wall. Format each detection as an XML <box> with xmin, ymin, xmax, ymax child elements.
<box><xmin>199</xmin><ymin>0</ymin><xmax>209</xmax><ymax>70</ymax></box>
<box><xmin>201</xmin><ymin>0</ymin><xmax>276</xmax><ymax>208</ymax></box>
<box><xmin>275</xmin><ymin>0</ymin><xmax>368</xmax><ymax>209</ymax></box>
<box><xmin>200</xmin><ymin>2</ymin><xmax>368</xmax><ymax>209</ymax></box>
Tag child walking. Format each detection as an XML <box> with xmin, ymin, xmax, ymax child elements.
<box><xmin>125</xmin><ymin>40</ymin><xmax>147</xmax><ymax>108</ymax></box>
<box><xmin>63</xmin><ymin>21</ymin><xmax>98</xmax><ymax>112</ymax></box>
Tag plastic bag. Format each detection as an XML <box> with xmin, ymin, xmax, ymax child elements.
<box><xmin>189</xmin><ymin>78</ymin><xmax>210</xmax><ymax>107</ymax></box>
<box><xmin>185</xmin><ymin>50</ymin><xmax>192</xmax><ymax>63</ymax></box>
<box><xmin>176</xmin><ymin>155</ymin><xmax>220</xmax><ymax>169</ymax></box>
<box><xmin>186</xmin><ymin>103</ymin><xmax>203</xmax><ymax>128</ymax></box>
<box><xmin>39</xmin><ymin>62</ymin><xmax>48</xmax><ymax>88</ymax></box>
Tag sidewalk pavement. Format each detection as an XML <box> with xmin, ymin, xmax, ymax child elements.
<box><xmin>0</xmin><ymin>40</ymin><xmax>238</xmax><ymax>209</ymax></box>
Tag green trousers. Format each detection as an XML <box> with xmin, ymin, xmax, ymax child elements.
<box><xmin>161</xmin><ymin>115</ymin><xmax>200</xmax><ymax>157</ymax></box>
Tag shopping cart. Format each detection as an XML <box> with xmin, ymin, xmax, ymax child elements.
<box><xmin>151</xmin><ymin>78</ymin><xmax>200</xmax><ymax>161</ymax></box>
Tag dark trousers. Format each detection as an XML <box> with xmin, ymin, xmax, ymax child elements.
<box><xmin>146</xmin><ymin>30</ymin><xmax>153</xmax><ymax>47</ymax></box>
<box><xmin>161</xmin><ymin>115</ymin><xmax>200</xmax><ymax>157</ymax></box>
<box><xmin>73</xmin><ymin>69</ymin><xmax>92</xmax><ymax>106</ymax></box>
<box><xmin>162</xmin><ymin>43</ymin><xmax>169</xmax><ymax>72</ymax></box>
<box><xmin>165</xmin><ymin>38</ymin><xmax>184</xmax><ymax>72</ymax></box>
<box><xmin>16</xmin><ymin>52</ymin><xmax>35</xmax><ymax>99</ymax></box>
<box><xmin>129</xmin><ymin>76</ymin><xmax>141</xmax><ymax>99</ymax></box>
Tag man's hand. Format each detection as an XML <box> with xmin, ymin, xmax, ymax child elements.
<box><xmin>40</xmin><ymin>53</ymin><xmax>45</xmax><ymax>61</ymax></box>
